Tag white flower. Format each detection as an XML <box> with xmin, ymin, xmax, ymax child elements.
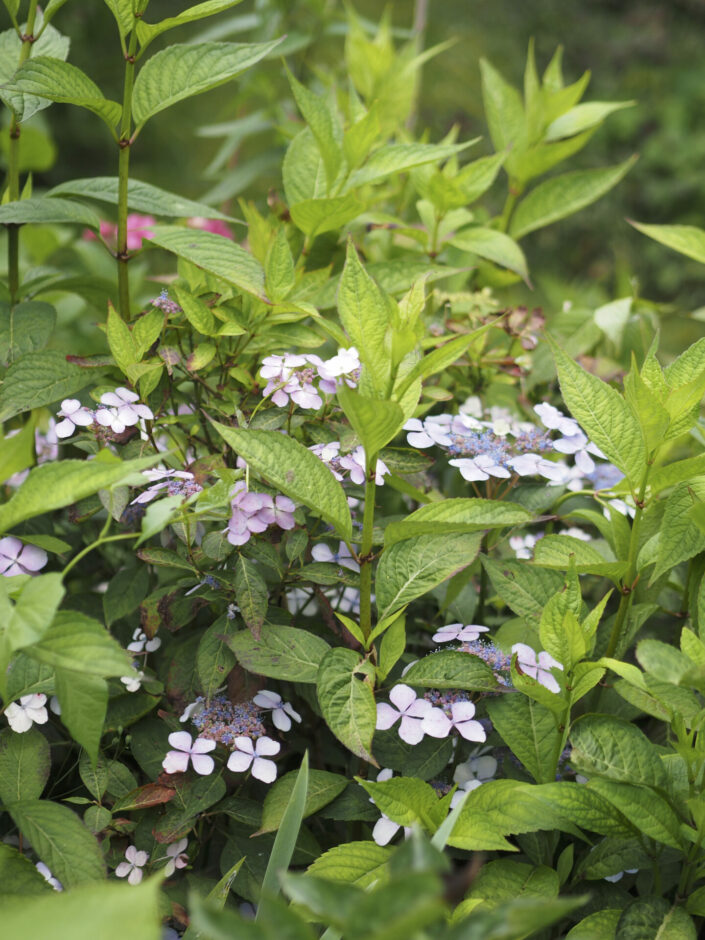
<box><xmin>5</xmin><ymin>694</ymin><xmax>49</xmax><ymax>733</ymax></box>
<box><xmin>432</xmin><ymin>623</ymin><xmax>489</xmax><ymax>644</ymax></box>
<box><xmin>311</xmin><ymin>541</ymin><xmax>360</xmax><ymax>572</ymax></box>
<box><xmin>534</xmin><ymin>403</ymin><xmax>580</xmax><ymax>437</ymax></box>
<box><xmin>120</xmin><ymin>670</ymin><xmax>144</xmax><ymax>693</ymax></box>
<box><xmin>253</xmin><ymin>691</ymin><xmax>302</xmax><ymax>732</ymax></box>
<box><xmin>55</xmin><ymin>398</ymin><xmax>94</xmax><ymax>438</ymax></box>
<box><xmin>403</xmin><ymin>417</ymin><xmax>452</xmax><ymax>449</ymax></box>
<box><xmin>509</xmin><ymin>453</ymin><xmax>568</xmax><ymax>482</ymax></box>
<box><xmin>226</xmin><ymin>735</ymin><xmax>280</xmax><ymax>783</ymax></box>
<box><xmin>449</xmin><ymin>454</ymin><xmax>511</xmax><ymax>482</ymax></box>
<box><xmin>36</xmin><ymin>861</ymin><xmax>62</xmax><ymax>891</ymax></box>
<box><xmin>127</xmin><ymin>628</ymin><xmax>161</xmax><ymax>653</ymax></box>
<box><xmin>369</xmin><ymin>768</ymin><xmax>413</xmax><ymax>846</ymax></box>
<box><xmin>164</xmin><ymin>838</ymin><xmax>189</xmax><ymax>877</ymax></box>
<box><xmin>453</xmin><ymin>753</ymin><xmax>497</xmax><ymax>790</ymax></box>
<box><xmin>512</xmin><ymin>643</ymin><xmax>563</xmax><ymax>693</ymax></box>
<box><xmin>95</xmin><ymin>387</ymin><xmax>153</xmax><ymax>434</ymax></box>
<box><xmin>421</xmin><ymin>701</ymin><xmax>486</xmax><ymax>742</ymax></box>
<box><xmin>115</xmin><ymin>845</ymin><xmax>149</xmax><ymax>885</ymax></box>
<box><xmin>375</xmin><ymin>684</ymin><xmax>431</xmax><ymax>745</ymax></box>
<box><xmin>560</xmin><ymin>527</ymin><xmax>592</xmax><ymax>541</ymax></box>
<box><xmin>509</xmin><ymin>533</ymin><xmax>542</xmax><ymax>559</ymax></box>
<box><xmin>179</xmin><ymin>701</ymin><xmax>204</xmax><ymax>722</ymax></box>
<box><xmin>162</xmin><ymin>731</ymin><xmax>216</xmax><ymax>775</ymax></box>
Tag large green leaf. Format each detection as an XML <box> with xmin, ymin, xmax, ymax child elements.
<box><xmin>616</xmin><ymin>899</ymin><xmax>696</xmax><ymax>940</ymax></box>
<box><xmin>54</xmin><ymin>670</ymin><xmax>108</xmax><ymax>767</ymax></box>
<box><xmin>357</xmin><ymin>776</ymin><xmax>447</xmax><ymax>831</ymax></box>
<box><xmin>197</xmin><ymin>616</ymin><xmax>237</xmax><ymax>699</ymax></box>
<box><xmin>306</xmin><ymin>841</ymin><xmax>393</xmax><ymax>889</ymax></box>
<box><xmin>587</xmin><ymin>779</ymin><xmax>683</xmax><ymax>849</ymax></box>
<box><xmin>27</xmin><ymin>611</ymin><xmax>134</xmax><ymax>677</ymax></box>
<box><xmin>569</xmin><ymin>715</ymin><xmax>666</xmax><ymax>788</ymax></box>
<box><xmin>103</xmin><ymin>0</ymin><xmax>133</xmax><ymax>39</ymax></box>
<box><xmin>481</xmin><ymin>556</ymin><xmax>563</xmax><ymax>620</ymax></box>
<box><xmin>0</xmin><ymin>349</ymin><xmax>95</xmax><ymax>422</ymax></box>
<box><xmin>149</xmin><ymin>225</ymin><xmax>267</xmax><ymax>301</ymax></box>
<box><xmin>347</xmin><ymin>141</ymin><xmax>473</xmax><ymax>189</ymax></box>
<box><xmin>48</xmin><ymin>177</ymin><xmax>235</xmax><ymax>221</ymax></box>
<box><xmin>652</xmin><ymin>478</ymin><xmax>705</xmax><ymax>582</ymax></box>
<box><xmin>317</xmin><ymin>648</ymin><xmax>377</xmax><ymax>763</ymax></box>
<box><xmin>9</xmin><ymin>57</ymin><xmax>121</xmax><ymax>128</ymax></box>
<box><xmin>401</xmin><ymin>652</ymin><xmax>497</xmax><ymax>691</ymax></box>
<box><xmin>0</xmin><ymin>301</ymin><xmax>56</xmax><ymax>364</ymax></box>
<box><xmin>0</xmin><ymin>842</ymin><xmax>51</xmax><ymax>896</ymax></box>
<box><xmin>287</xmin><ymin>67</ymin><xmax>341</xmax><ymax>189</ymax></box>
<box><xmin>337</xmin><ymin>386</ymin><xmax>404</xmax><ymax>457</ymax></box>
<box><xmin>132</xmin><ymin>39</ymin><xmax>283</xmax><ymax>127</ymax></box>
<box><xmin>136</xmin><ymin>0</ymin><xmax>244</xmax><ymax>49</ymax></box>
<box><xmin>0</xmin><ymin>727</ymin><xmax>51</xmax><ymax>805</ymax></box>
<box><xmin>260</xmin><ymin>769</ymin><xmax>347</xmax><ymax>833</ymax></box>
<box><xmin>448</xmin><ymin>227</ymin><xmax>529</xmax><ymax>281</ymax></box>
<box><xmin>510</xmin><ymin>157</ymin><xmax>637</xmax><ymax>239</ymax></box>
<box><xmin>384</xmin><ymin>498</ymin><xmax>533</xmax><ymax>547</ymax></box>
<box><xmin>289</xmin><ymin>194</ymin><xmax>362</xmax><ymax>238</ymax></box>
<box><xmin>480</xmin><ymin>58</ymin><xmax>525</xmax><ymax>155</ymax></box>
<box><xmin>375</xmin><ymin>532</ymin><xmax>482</xmax><ymax>621</ymax></box>
<box><xmin>213</xmin><ymin>423</ymin><xmax>352</xmax><ymax>542</ymax></box>
<box><xmin>1</xmin><ymin>572</ymin><xmax>65</xmax><ymax>661</ymax></box>
<box><xmin>545</xmin><ymin>101</ymin><xmax>634</xmax><ymax>141</ymax></box>
<box><xmin>0</xmin><ymin>197</ymin><xmax>101</xmax><ymax>229</ymax></box>
<box><xmin>228</xmin><ymin>624</ymin><xmax>329</xmax><ymax>683</ymax></box>
<box><xmin>0</xmin><ymin>24</ymin><xmax>70</xmax><ymax>122</ymax></box>
<box><xmin>486</xmin><ymin>695</ymin><xmax>560</xmax><ymax>784</ymax></box>
<box><xmin>629</xmin><ymin>221</ymin><xmax>705</xmax><ymax>266</ymax></box>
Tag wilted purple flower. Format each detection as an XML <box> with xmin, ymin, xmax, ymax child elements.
<box><xmin>253</xmin><ymin>690</ymin><xmax>302</xmax><ymax>732</ymax></box>
<box><xmin>115</xmin><ymin>846</ymin><xmax>149</xmax><ymax>886</ymax></box>
<box><xmin>432</xmin><ymin>623</ymin><xmax>489</xmax><ymax>644</ymax></box>
<box><xmin>512</xmin><ymin>643</ymin><xmax>563</xmax><ymax>693</ymax></box>
<box><xmin>163</xmin><ymin>838</ymin><xmax>189</xmax><ymax>877</ymax></box>
<box><xmin>5</xmin><ymin>694</ymin><xmax>49</xmax><ymax>732</ymax></box>
<box><xmin>55</xmin><ymin>399</ymin><xmax>93</xmax><ymax>438</ymax></box>
<box><xmin>151</xmin><ymin>289</ymin><xmax>182</xmax><ymax>314</ymax></box>
<box><xmin>162</xmin><ymin>731</ymin><xmax>216</xmax><ymax>775</ymax></box>
<box><xmin>95</xmin><ymin>387</ymin><xmax>153</xmax><ymax>434</ymax></box>
<box><xmin>0</xmin><ymin>537</ymin><xmax>47</xmax><ymax>577</ymax></box>
<box><xmin>226</xmin><ymin>735</ymin><xmax>280</xmax><ymax>783</ymax></box>
<box><xmin>421</xmin><ymin>700</ymin><xmax>486</xmax><ymax>742</ymax></box>
<box><xmin>376</xmin><ymin>684</ymin><xmax>431</xmax><ymax>745</ymax></box>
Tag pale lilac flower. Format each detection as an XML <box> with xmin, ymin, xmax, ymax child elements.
<box><xmin>339</xmin><ymin>446</ymin><xmax>389</xmax><ymax>486</ymax></box>
<box><xmin>421</xmin><ymin>700</ymin><xmax>486</xmax><ymax>742</ymax></box>
<box><xmin>310</xmin><ymin>441</ymin><xmax>344</xmax><ymax>480</ymax></box>
<box><xmin>127</xmin><ymin>628</ymin><xmax>161</xmax><ymax>654</ymax></box>
<box><xmin>509</xmin><ymin>453</ymin><xmax>567</xmax><ymax>482</ymax></box>
<box><xmin>5</xmin><ymin>694</ymin><xmax>49</xmax><ymax>733</ymax></box>
<box><xmin>253</xmin><ymin>691</ymin><xmax>302</xmax><ymax>732</ymax></box>
<box><xmin>449</xmin><ymin>454</ymin><xmax>511</xmax><ymax>482</ymax></box>
<box><xmin>370</xmin><ymin>768</ymin><xmax>412</xmax><ymax>846</ymax></box>
<box><xmin>311</xmin><ymin>541</ymin><xmax>360</xmax><ymax>572</ymax></box>
<box><xmin>0</xmin><ymin>537</ymin><xmax>47</xmax><ymax>577</ymax></box>
<box><xmin>512</xmin><ymin>643</ymin><xmax>563</xmax><ymax>694</ymax></box>
<box><xmin>260</xmin><ymin>354</ymin><xmax>323</xmax><ymax>409</ymax></box>
<box><xmin>226</xmin><ymin>735</ymin><xmax>280</xmax><ymax>783</ymax></box>
<box><xmin>225</xmin><ymin>483</ymin><xmax>275</xmax><ymax>546</ymax></box>
<box><xmin>451</xmin><ymin>754</ymin><xmax>497</xmax><ymax>807</ymax></box>
<box><xmin>131</xmin><ymin>468</ymin><xmax>201</xmax><ymax>505</ymax></box>
<box><xmin>317</xmin><ymin>347</ymin><xmax>360</xmax><ymax>393</ymax></box>
<box><xmin>55</xmin><ymin>398</ymin><xmax>94</xmax><ymax>438</ymax></box>
<box><xmin>560</xmin><ymin>527</ymin><xmax>592</xmax><ymax>541</ymax></box>
<box><xmin>95</xmin><ymin>388</ymin><xmax>153</xmax><ymax>434</ymax></box>
<box><xmin>289</xmin><ymin>381</ymin><xmax>323</xmax><ymax>410</ymax></box>
<box><xmin>115</xmin><ymin>846</ymin><xmax>149</xmax><ymax>885</ymax></box>
<box><xmin>404</xmin><ymin>416</ymin><xmax>453</xmax><ymax>449</ymax></box>
<box><xmin>509</xmin><ymin>533</ymin><xmax>543</xmax><ymax>559</ymax></box>
<box><xmin>376</xmin><ymin>684</ymin><xmax>431</xmax><ymax>745</ymax></box>
<box><xmin>534</xmin><ymin>403</ymin><xmax>580</xmax><ymax>437</ymax></box>
<box><xmin>162</xmin><ymin>731</ymin><xmax>216</xmax><ymax>775</ymax></box>
<box><xmin>36</xmin><ymin>861</ymin><xmax>62</xmax><ymax>891</ymax></box>
<box><xmin>269</xmin><ymin>495</ymin><xmax>296</xmax><ymax>530</ymax></box>
<box><xmin>164</xmin><ymin>838</ymin><xmax>189</xmax><ymax>877</ymax></box>
<box><xmin>552</xmin><ymin>430</ymin><xmax>604</xmax><ymax>475</ymax></box>
<box><xmin>432</xmin><ymin>623</ymin><xmax>489</xmax><ymax>644</ymax></box>
<box><xmin>604</xmin><ymin>868</ymin><xmax>638</xmax><ymax>883</ymax></box>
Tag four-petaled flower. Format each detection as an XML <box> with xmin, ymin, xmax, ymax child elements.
<box><xmin>432</xmin><ymin>623</ymin><xmax>489</xmax><ymax>644</ymax></box>
<box><xmin>0</xmin><ymin>537</ymin><xmax>47</xmax><ymax>577</ymax></box>
<box><xmin>95</xmin><ymin>387</ymin><xmax>154</xmax><ymax>434</ymax></box>
<box><xmin>164</xmin><ymin>838</ymin><xmax>189</xmax><ymax>877</ymax></box>
<box><xmin>128</xmin><ymin>628</ymin><xmax>161</xmax><ymax>654</ymax></box>
<box><xmin>162</xmin><ymin>731</ymin><xmax>216</xmax><ymax>775</ymax></box>
<box><xmin>226</xmin><ymin>735</ymin><xmax>280</xmax><ymax>783</ymax></box>
<box><xmin>115</xmin><ymin>845</ymin><xmax>149</xmax><ymax>885</ymax></box>
<box><xmin>375</xmin><ymin>684</ymin><xmax>431</xmax><ymax>745</ymax></box>
<box><xmin>512</xmin><ymin>643</ymin><xmax>564</xmax><ymax>693</ymax></box>
<box><xmin>311</xmin><ymin>540</ymin><xmax>360</xmax><ymax>572</ymax></box>
<box><xmin>5</xmin><ymin>694</ymin><xmax>49</xmax><ymax>733</ymax></box>
<box><xmin>253</xmin><ymin>690</ymin><xmax>302</xmax><ymax>732</ymax></box>
<box><xmin>421</xmin><ymin>700</ymin><xmax>486</xmax><ymax>742</ymax></box>
<box><xmin>55</xmin><ymin>398</ymin><xmax>93</xmax><ymax>438</ymax></box>
<box><xmin>451</xmin><ymin>754</ymin><xmax>497</xmax><ymax>807</ymax></box>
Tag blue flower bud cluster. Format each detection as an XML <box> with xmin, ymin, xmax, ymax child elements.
<box><xmin>189</xmin><ymin>694</ymin><xmax>265</xmax><ymax>748</ymax></box>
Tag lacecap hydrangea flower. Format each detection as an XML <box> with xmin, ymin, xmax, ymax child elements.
<box><xmin>0</xmin><ymin>537</ymin><xmax>47</xmax><ymax>577</ymax></box>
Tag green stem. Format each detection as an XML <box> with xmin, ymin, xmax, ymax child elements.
<box><xmin>116</xmin><ymin>26</ymin><xmax>139</xmax><ymax>320</ymax></box>
<box><xmin>496</xmin><ymin>179</ymin><xmax>523</xmax><ymax>234</ymax></box>
<box><xmin>62</xmin><ymin>533</ymin><xmax>138</xmax><ymax>578</ymax></box>
<box><xmin>605</xmin><ymin>466</ymin><xmax>651</xmax><ymax>658</ymax></box>
<box><xmin>6</xmin><ymin>0</ymin><xmax>39</xmax><ymax>304</ymax></box>
<box><xmin>358</xmin><ymin>452</ymin><xmax>378</xmax><ymax>644</ymax></box>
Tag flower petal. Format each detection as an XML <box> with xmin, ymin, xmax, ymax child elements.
<box><xmin>375</xmin><ymin>702</ymin><xmax>400</xmax><ymax>730</ymax></box>
<box><xmin>388</xmin><ymin>683</ymin><xmax>417</xmax><ymax>713</ymax></box>
<box><xmin>191</xmin><ymin>753</ymin><xmax>215</xmax><ymax>775</ymax></box>
<box><xmin>420</xmin><ymin>708</ymin><xmax>452</xmax><ymax>739</ymax></box>
<box><xmin>251</xmin><ymin>757</ymin><xmax>277</xmax><ymax>783</ymax></box>
<box><xmin>227</xmin><ymin>750</ymin><xmax>253</xmax><ymax>773</ymax></box>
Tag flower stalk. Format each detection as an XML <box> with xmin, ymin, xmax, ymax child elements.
<box><xmin>116</xmin><ymin>25</ymin><xmax>139</xmax><ymax>320</ymax></box>
<box><xmin>358</xmin><ymin>451</ymin><xmax>378</xmax><ymax>644</ymax></box>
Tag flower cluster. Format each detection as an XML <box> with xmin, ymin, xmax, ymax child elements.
<box><xmin>375</xmin><ymin>684</ymin><xmax>485</xmax><ymax>745</ymax></box>
<box><xmin>151</xmin><ymin>288</ymin><xmax>182</xmax><ymax>314</ymax></box>
<box><xmin>225</xmin><ymin>481</ymin><xmax>296</xmax><ymax>546</ymax></box>
<box><xmin>259</xmin><ymin>347</ymin><xmax>360</xmax><ymax>410</ymax></box>
<box><xmin>310</xmin><ymin>442</ymin><xmax>389</xmax><ymax>486</ymax></box>
<box><xmin>55</xmin><ymin>388</ymin><xmax>154</xmax><ymax>439</ymax></box>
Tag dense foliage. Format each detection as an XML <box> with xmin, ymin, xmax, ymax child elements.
<box><xmin>2</xmin><ymin>2</ymin><xmax>705</xmax><ymax>939</ymax></box>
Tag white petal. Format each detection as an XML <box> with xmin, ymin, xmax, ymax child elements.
<box><xmin>255</xmin><ymin>736</ymin><xmax>280</xmax><ymax>757</ymax></box>
<box><xmin>191</xmin><ymin>737</ymin><xmax>217</xmax><ymax>754</ymax></box>
<box><xmin>388</xmin><ymin>683</ymin><xmax>417</xmax><ymax>713</ymax></box>
<box><xmin>272</xmin><ymin>709</ymin><xmax>292</xmax><ymax>732</ymax></box>
<box><xmin>128</xmin><ymin>867</ymin><xmax>143</xmax><ymax>886</ymax></box>
<box><xmin>376</xmin><ymin>702</ymin><xmax>400</xmax><ymax>730</ymax></box>
<box><xmin>254</xmin><ymin>690</ymin><xmax>281</xmax><ymax>709</ymax></box>
<box><xmin>252</xmin><ymin>757</ymin><xmax>277</xmax><ymax>783</ymax></box>
<box><xmin>115</xmin><ymin>862</ymin><xmax>132</xmax><ymax>878</ymax></box>
<box><xmin>54</xmin><ymin>418</ymin><xmax>76</xmax><ymax>439</ymax></box>
<box><xmin>398</xmin><ymin>715</ymin><xmax>426</xmax><ymax>745</ymax></box>
<box><xmin>227</xmin><ymin>751</ymin><xmax>253</xmax><ymax>773</ymax></box>
<box><xmin>167</xmin><ymin>731</ymin><xmax>193</xmax><ymax>751</ymax></box>
<box><xmin>450</xmin><ymin>701</ymin><xmax>476</xmax><ymax>723</ymax></box>
<box><xmin>191</xmin><ymin>753</ymin><xmax>215</xmax><ymax>775</ymax></box>
<box><xmin>456</xmin><ymin>719</ymin><xmax>487</xmax><ymax>742</ymax></box>
<box><xmin>420</xmin><ymin>708</ymin><xmax>452</xmax><ymax>739</ymax></box>
<box><xmin>372</xmin><ymin>815</ymin><xmax>400</xmax><ymax>846</ymax></box>
<box><xmin>162</xmin><ymin>751</ymin><xmax>190</xmax><ymax>774</ymax></box>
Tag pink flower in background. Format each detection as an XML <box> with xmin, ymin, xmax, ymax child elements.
<box><xmin>188</xmin><ymin>216</ymin><xmax>233</xmax><ymax>238</ymax></box>
<box><xmin>0</xmin><ymin>537</ymin><xmax>48</xmax><ymax>577</ymax></box>
<box><xmin>84</xmin><ymin>214</ymin><xmax>156</xmax><ymax>250</ymax></box>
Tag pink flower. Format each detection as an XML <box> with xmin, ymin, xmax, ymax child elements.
<box><xmin>421</xmin><ymin>700</ymin><xmax>486</xmax><ymax>742</ymax></box>
<box><xmin>0</xmin><ymin>537</ymin><xmax>48</xmax><ymax>577</ymax></box>
<box><xmin>187</xmin><ymin>217</ymin><xmax>233</xmax><ymax>238</ymax></box>
<box><xmin>268</xmin><ymin>495</ymin><xmax>296</xmax><ymax>530</ymax></box>
<box><xmin>226</xmin><ymin>736</ymin><xmax>280</xmax><ymax>783</ymax></box>
<box><xmin>512</xmin><ymin>643</ymin><xmax>563</xmax><ymax>693</ymax></box>
<box><xmin>375</xmin><ymin>684</ymin><xmax>431</xmax><ymax>745</ymax></box>
<box><xmin>162</xmin><ymin>731</ymin><xmax>216</xmax><ymax>775</ymax></box>
<box><xmin>84</xmin><ymin>214</ymin><xmax>156</xmax><ymax>250</ymax></box>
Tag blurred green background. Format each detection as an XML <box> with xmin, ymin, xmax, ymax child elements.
<box><xmin>10</xmin><ymin>0</ymin><xmax>705</xmax><ymax>344</ymax></box>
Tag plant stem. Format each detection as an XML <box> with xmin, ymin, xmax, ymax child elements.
<box><xmin>116</xmin><ymin>26</ymin><xmax>139</xmax><ymax>320</ymax></box>
<box><xmin>6</xmin><ymin>0</ymin><xmax>39</xmax><ymax>304</ymax></box>
<box><xmin>62</xmin><ymin>533</ymin><xmax>138</xmax><ymax>578</ymax></box>
<box><xmin>358</xmin><ymin>452</ymin><xmax>378</xmax><ymax>644</ymax></box>
<box><xmin>496</xmin><ymin>179</ymin><xmax>523</xmax><ymax>234</ymax></box>
<box><xmin>605</xmin><ymin>465</ymin><xmax>651</xmax><ymax>658</ymax></box>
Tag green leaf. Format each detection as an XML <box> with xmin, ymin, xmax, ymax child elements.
<box><xmin>455</xmin><ymin>152</ymin><xmax>507</xmax><ymax>203</ymax></box>
<box><xmin>0</xmin><ymin>876</ymin><xmax>162</xmax><ymax>939</ymax></box>
<box><xmin>79</xmin><ymin>751</ymin><xmax>109</xmax><ymax>801</ymax></box>
<box><xmin>213</xmin><ymin>424</ymin><xmax>352</xmax><ymax>543</ymax></box>
<box><xmin>482</xmin><ymin>556</ymin><xmax>563</xmax><ymax>620</ymax></box>
<box><xmin>587</xmin><ymin>779</ymin><xmax>683</xmax><ymax>850</ymax></box>
<box><xmin>233</xmin><ymin>555</ymin><xmax>268</xmax><ymax>637</ymax></box>
<box><xmin>28</xmin><ymin>611</ymin><xmax>135</xmax><ymax>677</ymax></box>
<box><xmin>54</xmin><ymin>670</ymin><xmax>108</xmax><ymax>766</ymax></box>
<box><xmin>1</xmin><ymin>572</ymin><xmax>65</xmax><ymax>657</ymax></box>
<box><xmin>149</xmin><ymin>226</ymin><xmax>268</xmax><ymax>302</ymax></box>
<box><xmin>377</xmin><ymin>614</ymin><xmax>406</xmax><ymax>680</ymax></box>
<box><xmin>375</xmin><ymin>532</ymin><xmax>482</xmax><ymax>621</ymax></box>
<box><xmin>257</xmin><ymin>752</ymin><xmax>309</xmax><ymax>922</ymax></box>
<box><xmin>0</xmin><ymin>842</ymin><xmax>51</xmax><ymax>895</ymax></box>
<box><xmin>154</xmin><ymin>774</ymin><xmax>226</xmax><ymax>843</ymax></box>
<box><xmin>260</xmin><ymin>769</ymin><xmax>347</xmax><ymax>833</ymax></box>
<box><xmin>132</xmin><ymin>39</ymin><xmax>283</xmax><ymax>127</ymax></box>
<box><xmin>449</xmin><ymin>227</ymin><xmax>529</xmax><ymax>281</ymax></box>
<box><xmin>10</xmin><ymin>57</ymin><xmax>121</xmax><ymax>128</ymax></box>
<box><xmin>103</xmin><ymin>565</ymin><xmax>149</xmax><ymax>627</ymax></box>
<box><xmin>467</xmin><ymin>858</ymin><xmax>559</xmax><ymax>905</ymax></box>
<box><xmin>0</xmin><ymin>349</ymin><xmax>95</xmax><ymax>422</ymax></box>
<box><xmin>306</xmin><ymin>841</ymin><xmax>392</xmax><ymax>889</ymax></box>
<box><xmin>289</xmin><ymin>194</ymin><xmax>362</xmax><ymax>237</ymax></box>
<box><xmin>652</xmin><ymin>478</ymin><xmax>705</xmax><ymax>582</ymax></box>
<box><xmin>265</xmin><ymin>228</ymin><xmax>296</xmax><ymax>302</ymax></box>
<box><xmin>337</xmin><ymin>386</ymin><xmax>404</xmax><ymax>456</ymax></box>
<box><xmin>629</xmin><ymin>221</ymin><xmax>705</xmax><ymax>266</ymax></box>
<box><xmin>0</xmin><ymin>418</ymin><xmax>35</xmax><ymax>486</ymax></box>
<box><xmin>384</xmin><ymin>498</ymin><xmax>533</xmax><ymax>547</ymax></box>
<box><xmin>480</xmin><ymin>58</ymin><xmax>525</xmax><ymax>155</ymax></box>
<box><xmin>486</xmin><ymin>695</ymin><xmax>561</xmax><ymax>784</ymax></box>
<box><xmin>0</xmin><ymin>453</ymin><xmax>160</xmax><ymax>533</ymax></box>
<box><xmin>392</xmin><ymin>324</ymin><xmax>494</xmax><ymax>401</ymax></box>
<box><xmin>569</xmin><ymin>714</ymin><xmax>666</xmax><ymax>788</ymax></box>
<box><xmin>317</xmin><ymin>648</ymin><xmax>377</xmax><ymax>763</ymax></box>
<box><xmin>0</xmin><ymin>197</ymin><xmax>101</xmax><ymax>229</ymax></box>
<box><xmin>347</xmin><ymin>141</ymin><xmax>473</xmax><ymax>189</ymax></box>
<box><xmin>9</xmin><ymin>800</ymin><xmax>106</xmax><ymax>886</ymax></box>
<box><xmin>546</xmin><ymin>335</ymin><xmax>646</xmax><ymax>487</ymax></box>
<box><xmin>286</xmin><ymin>67</ymin><xmax>341</xmax><ymax>189</ymax></box>
<box><xmin>229</xmin><ymin>624</ymin><xmax>329</xmax><ymax>683</ymax></box>
<box><xmin>401</xmin><ymin>652</ymin><xmax>497</xmax><ymax>691</ymax></box>
<box><xmin>635</xmin><ymin>638</ymin><xmax>691</xmax><ymax>686</ymax></box>
<box><xmin>0</xmin><ymin>727</ymin><xmax>51</xmax><ymax>805</ymax></box>
<box><xmin>136</xmin><ymin>0</ymin><xmax>244</xmax><ymax>49</ymax></box>
<box><xmin>545</xmin><ymin>101</ymin><xmax>634</xmax><ymax>141</ymax></box>
<box><xmin>172</xmin><ymin>286</ymin><xmax>216</xmax><ymax>335</ymax></box>
<box><xmin>0</xmin><ymin>301</ymin><xmax>56</xmax><ymax>364</ymax></box>
<box><xmin>616</xmin><ymin>898</ymin><xmax>696</xmax><ymax>940</ymax></box>
<box><xmin>0</xmin><ymin>24</ymin><xmax>70</xmax><ymax>122</ymax></box>
<box><xmin>197</xmin><ymin>616</ymin><xmax>237</xmax><ymax>699</ymax></box>
<box><xmin>374</xmin><ymin>730</ymin><xmax>452</xmax><ymax>782</ymax></box>
<box><xmin>48</xmin><ymin>177</ymin><xmax>235</xmax><ymax>222</ymax></box>
<box><xmin>337</xmin><ymin>241</ymin><xmax>392</xmax><ymax>398</ymax></box>
<box><xmin>532</xmin><ymin>534</ymin><xmax>626</xmax><ymax>581</ymax></box>
<box><xmin>510</xmin><ymin>157</ymin><xmax>637</xmax><ymax>240</ymax></box>
<box><xmin>357</xmin><ymin>776</ymin><xmax>445</xmax><ymax>832</ymax></box>
<box><xmin>103</xmin><ymin>0</ymin><xmax>133</xmax><ymax>39</ymax></box>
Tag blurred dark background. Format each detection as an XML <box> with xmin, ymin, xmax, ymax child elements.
<box><xmin>21</xmin><ymin>0</ymin><xmax>705</xmax><ymax>335</ymax></box>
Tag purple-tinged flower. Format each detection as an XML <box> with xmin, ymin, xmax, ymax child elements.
<box><xmin>95</xmin><ymin>387</ymin><xmax>153</xmax><ymax>434</ymax></box>
<box><xmin>432</xmin><ymin>623</ymin><xmax>489</xmax><ymax>644</ymax></box>
<box><xmin>269</xmin><ymin>495</ymin><xmax>296</xmax><ymax>530</ymax></box>
<box><xmin>512</xmin><ymin>643</ymin><xmax>563</xmax><ymax>693</ymax></box>
<box><xmin>115</xmin><ymin>846</ymin><xmax>149</xmax><ymax>886</ymax></box>
<box><xmin>317</xmin><ymin>347</ymin><xmax>361</xmax><ymax>394</ymax></box>
<box><xmin>604</xmin><ymin>868</ymin><xmax>638</xmax><ymax>883</ymax></box>
<box><xmin>162</xmin><ymin>731</ymin><xmax>216</xmax><ymax>775</ymax></box>
<box><xmin>226</xmin><ymin>735</ymin><xmax>280</xmax><ymax>783</ymax></box>
<box><xmin>225</xmin><ymin>483</ymin><xmax>275</xmax><ymax>546</ymax></box>
<box><xmin>451</xmin><ymin>754</ymin><xmax>497</xmax><ymax>807</ymax></box>
<box><xmin>127</xmin><ymin>628</ymin><xmax>161</xmax><ymax>654</ymax></box>
<box><xmin>509</xmin><ymin>453</ymin><xmax>567</xmax><ymax>482</ymax></box>
<box><xmin>151</xmin><ymin>289</ymin><xmax>182</xmax><ymax>314</ymax></box>
<box><xmin>5</xmin><ymin>694</ymin><xmax>49</xmax><ymax>733</ymax></box>
<box><xmin>376</xmin><ymin>684</ymin><xmax>431</xmax><ymax>745</ymax></box>
<box><xmin>55</xmin><ymin>399</ymin><xmax>93</xmax><ymax>439</ymax></box>
<box><xmin>253</xmin><ymin>691</ymin><xmax>302</xmax><ymax>732</ymax></box>
<box><xmin>449</xmin><ymin>454</ymin><xmax>511</xmax><ymax>482</ymax></box>
<box><xmin>164</xmin><ymin>838</ymin><xmax>188</xmax><ymax>877</ymax></box>
<box><xmin>36</xmin><ymin>861</ymin><xmax>62</xmax><ymax>891</ymax></box>
<box><xmin>309</xmin><ymin>441</ymin><xmax>344</xmax><ymax>480</ymax></box>
<box><xmin>131</xmin><ymin>468</ymin><xmax>202</xmax><ymax>505</ymax></box>
<box><xmin>0</xmin><ymin>537</ymin><xmax>47</xmax><ymax>577</ymax></box>
<box><xmin>339</xmin><ymin>446</ymin><xmax>389</xmax><ymax>486</ymax></box>
<box><xmin>404</xmin><ymin>416</ymin><xmax>453</xmax><ymax>449</ymax></box>
<box><xmin>421</xmin><ymin>700</ymin><xmax>486</xmax><ymax>742</ymax></box>
<box><xmin>534</xmin><ymin>403</ymin><xmax>580</xmax><ymax>437</ymax></box>
<box><xmin>311</xmin><ymin>541</ymin><xmax>360</xmax><ymax>572</ymax></box>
